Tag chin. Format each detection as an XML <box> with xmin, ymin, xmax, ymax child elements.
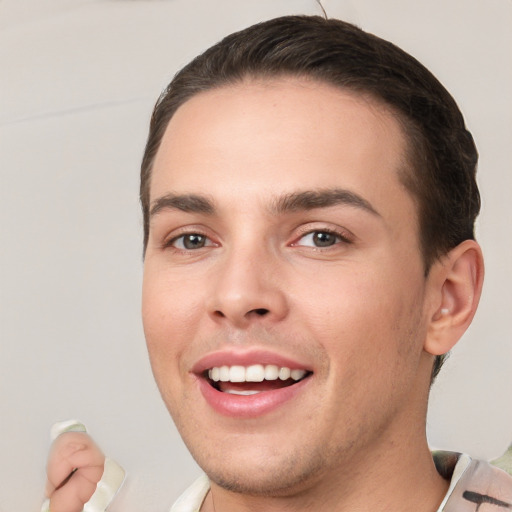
<box><xmin>190</xmin><ymin>442</ymin><xmax>330</xmax><ymax>498</ymax></box>
<box><xmin>207</xmin><ymin>465</ymin><xmax>317</xmax><ymax>497</ymax></box>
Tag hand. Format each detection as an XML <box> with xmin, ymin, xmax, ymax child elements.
<box><xmin>45</xmin><ymin>431</ymin><xmax>105</xmax><ymax>512</ymax></box>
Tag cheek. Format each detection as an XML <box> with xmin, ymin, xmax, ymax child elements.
<box><xmin>306</xmin><ymin>269</ymin><xmax>426</xmax><ymax>417</ymax></box>
<box><xmin>293</xmin><ymin>263</ymin><xmax>424</xmax><ymax>366</ymax></box>
<box><xmin>143</xmin><ymin>260</ymin><xmax>203</xmax><ymax>324</ymax></box>
<box><xmin>141</xmin><ymin>268</ymin><xmax>202</xmax><ymax>373</ymax></box>
<box><xmin>141</xmin><ymin>276</ymin><xmax>197</xmax><ymax>418</ymax></box>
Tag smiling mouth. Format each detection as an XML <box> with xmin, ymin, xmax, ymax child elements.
<box><xmin>205</xmin><ymin>364</ymin><xmax>312</xmax><ymax>395</ymax></box>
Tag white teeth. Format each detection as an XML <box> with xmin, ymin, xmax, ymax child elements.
<box><xmin>210</xmin><ymin>367</ymin><xmax>220</xmax><ymax>381</ymax></box>
<box><xmin>229</xmin><ymin>365</ymin><xmax>245</xmax><ymax>382</ymax></box>
<box><xmin>291</xmin><ymin>369</ymin><xmax>307</xmax><ymax>380</ymax></box>
<box><xmin>279</xmin><ymin>367</ymin><xmax>291</xmax><ymax>380</ymax></box>
<box><xmin>207</xmin><ymin>365</ymin><xmax>307</xmax><ymax>383</ymax></box>
<box><xmin>225</xmin><ymin>390</ymin><xmax>261</xmax><ymax>396</ymax></box>
<box><xmin>219</xmin><ymin>366</ymin><xmax>230</xmax><ymax>382</ymax></box>
<box><xmin>246</xmin><ymin>364</ymin><xmax>265</xmax><ymax>382</ymax></box>
<box><xmin>264</xmin><ymin>365</ymin><xmax>279</xmax><ymax>380</ymax></box>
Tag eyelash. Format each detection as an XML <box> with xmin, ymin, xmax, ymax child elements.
<box><xmin>292</xmin><ymin>228</ymin><xmax>353</xmax><ymax>249</ymax></box>
<box><xmin>163</xmin><ymin>227</ymin><xmax>352</xmax><ymax>253</ymax></box>
<box><xmin>163</xmin><ymin>230</ymin><xmax>215</xmax><ymax>251</ymax></box>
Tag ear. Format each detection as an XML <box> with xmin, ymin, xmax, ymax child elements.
<box><xmin>424</xmin><ymin>240</ymin><xmax>484</xmax><ymax>356</ymax></box>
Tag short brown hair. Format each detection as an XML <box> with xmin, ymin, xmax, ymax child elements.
<box><xmin>140</xmin><ymin>15</ymin><xmax>480</xmax><ymax>379</ymax></box>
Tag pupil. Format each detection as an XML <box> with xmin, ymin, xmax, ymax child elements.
<box><xmin>184</xmin><ymin>234</ymin><xmax>205</xmax><ymax>249</ymax></box>
<box><xmin>314</xmin><ymin>232</ymin><xmax>335</xmax><ymax>247</ymax></box>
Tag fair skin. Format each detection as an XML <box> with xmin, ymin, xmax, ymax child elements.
<box><xmin>142</xmin><ymin>78</ymin><xmax>483</xmax><ymax>512</ymax></box>
<box><xmin>45</xmin><ymin>432</ymin><xmax>104</xmax><ymax>512</ymax></box>
<box><xmin>45</xmin><ymin>78</ymin><xmax>482</xmax><ymax>511</ymax></box>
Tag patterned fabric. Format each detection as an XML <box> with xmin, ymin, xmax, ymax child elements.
<box><xmin>434</xmin><ymin>451</ymin><xmax>512</xmax><ymax>512</ymax></box>
<box><xmin>170</xmin><ymin>452</ymin><xmax>512</xmax><ymax>512</ymax></box>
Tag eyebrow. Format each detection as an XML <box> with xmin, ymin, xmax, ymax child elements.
<box><xmin>149</xmin><ymin>188</ymin><xmax>380</xmax><ymax>218</ymax></box>
<box><xmin>270</xmin><ymin>189</ymin><xmax>380</xmax><ymax>216</ymax></box>
<box><xmin>150</xmin><ymin>193</ymin><xmax>215</xmax><ymax>217</ymax></box>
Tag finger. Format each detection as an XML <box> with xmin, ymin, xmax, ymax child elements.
<box><xmin>46</xmin><ymin>432</ymin><xmax>104</xmax><ymax>496</ymax></box>
<box><xmin>49</xmin><ymin>468</ymin><xmax>104</xmax><ymax>512</ymax></box>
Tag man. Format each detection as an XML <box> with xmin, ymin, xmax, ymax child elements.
<box><xmin>44</xmin><ymin>14</ymin><xmax>512</xmax><ymax>512</ymax></box>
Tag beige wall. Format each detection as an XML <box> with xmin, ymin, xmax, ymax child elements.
<box><xmin>1</xmin><ymin>1</ymin><xmax>511</xmax><ymax>510</ymax></box>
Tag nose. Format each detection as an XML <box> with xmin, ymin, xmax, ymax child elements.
<box><xmin>206</xmin><ymin>246</ymin><xmax>289</xmax><ymax>328</ymax></box>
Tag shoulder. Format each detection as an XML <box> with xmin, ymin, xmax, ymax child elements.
<box><xmin>435</xmin><ymin>450</ymin><xmax>512</xmax><ymax>512</ymax></box>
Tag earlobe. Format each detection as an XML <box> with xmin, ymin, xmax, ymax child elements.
<box><xmin>424</xmin><ymin>240</ymin><xmax>484</xmax><ymax>356</ymax></box>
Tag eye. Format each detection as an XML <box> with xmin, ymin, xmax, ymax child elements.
<box><xmin>170</xmin><ymin>233</ymin><xmax>213</xmax><ymax>250</ymax></box>
<box><xmin>295</xmin><ymin>230</ymin><xmax>349</xmax><ymax>248</ymax></box>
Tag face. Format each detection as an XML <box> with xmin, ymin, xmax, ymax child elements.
<box><xmin>142</xmin><ymin>79</ymin><xmax>435</xmax><ymax>496</ymax></box>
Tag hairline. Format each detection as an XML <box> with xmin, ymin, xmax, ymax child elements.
<box><xmin>141</xmin><ymin>73</ymin><xmax>430</xmax><ymax>271</ymax></box>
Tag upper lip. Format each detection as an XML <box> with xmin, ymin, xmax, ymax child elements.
<box><xmin>191</xmin><ymin>348</ymin><xmax>312</xmax><ymax>375</ymax></box>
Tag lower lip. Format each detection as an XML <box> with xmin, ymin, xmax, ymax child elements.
<box><xmin>196</xmin><ymin>376</ymin><xmax>311</xmax><ymax>418</ymax></box>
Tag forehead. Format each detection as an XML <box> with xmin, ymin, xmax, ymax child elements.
<box><xmin>150</xmin><ymin>78</ymin><xmax>413</xmax><ymax>218</ymax></box>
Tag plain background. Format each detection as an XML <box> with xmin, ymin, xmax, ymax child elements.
<box><xmin>1</xmin><ymin>1</ymin><xmax>511</xmax><ymax>510</ymax></box>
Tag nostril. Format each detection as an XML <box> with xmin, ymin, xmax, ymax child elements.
<box><xmin>252</xmin><ymin>308</ymin><xmax>269</xmax><ymax>316</ymax></box>
<box><xmin>211</xmin><ymin>307</ymin><xmax>271</xmax><ymax>321</ymax></box>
